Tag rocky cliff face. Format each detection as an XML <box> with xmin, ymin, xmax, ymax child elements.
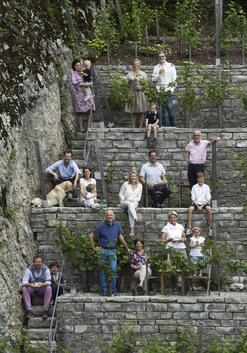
<box><xmin>0</xmin><ymin>0</ymin><xmax>96</xmax><ymax>335</ymax></box>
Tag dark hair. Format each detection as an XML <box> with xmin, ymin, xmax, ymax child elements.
<box><xmin>33</xmin><ymin>255</ymin><xmax>43</xmax><ymax>262</ymax></box>
<box><xmin>49</xmin><ymin>261</ymin><xmax>59</xmax><ymax>269</ymax></box>
<box><xmin>72</xmin><ymin>59</ymin><xmax>81</xmax><ymax>70</ymax></box>
<box><xmin>83</xmin><ymin>166</ymin><xmax>92</xmax><ymax>177</ymax></box>
<box><xmin>149</xmin><ymin>150</ymin><xmax>157</xmax><ymax>157</ymax></box>
<box><xmin>134</xmin><ymin>238</ymin><xmax>144</xmax><ymax>246</ymax></box>
<box><xmin>64</xmin><ymin>150</ymin><xmax>73</xmax><ymax>156</ymax></box>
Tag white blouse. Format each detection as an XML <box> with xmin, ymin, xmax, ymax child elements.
<box><xmin>119</xmin><ymin>182</ymin><xmax>143</xmax><ymax>203</ymax></box>
<box><xmin>190</xmin><ymin>236</ymin><xmax>205</xmax><ymax>257</ymax></box>
<box><xmin>162</xmin><ymin>222</ymin><xmax>186</xmax><ymax>249</ymax></box>
<box><xmin>79</xmin><ymin>178</ymin><xmax>96</xmax><ymax>203</ymax></box>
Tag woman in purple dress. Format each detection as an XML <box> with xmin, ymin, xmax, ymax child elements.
<box><xmin>70</xmin><ymin>59</ymin><xmax>95</xmax><ymax>132</ymax></box>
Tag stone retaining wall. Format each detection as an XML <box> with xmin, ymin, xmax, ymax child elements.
<box><xmin>95</xmin><ymin>65</ymin><xmax>247</xmax><ymax>128</ymax></box>
<box><xmin>31</xmin><ymin>207</ymin><xmax>247</xmax><ymax>291</ymax></box>
<box><xmin>72</xmin><ymin>128</ymin><xmax>247</xmax><ymax>207</ymax></box>
<box><xmin>56</xmin><ymin>295</ymin><xmax>247</xmax><ymax>353</ymax></box>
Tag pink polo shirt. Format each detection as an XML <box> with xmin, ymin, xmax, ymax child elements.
<box><xmin>185</xmin><ymin>140</ymin><xmax>210</xmax><ymax>164</ymax></box>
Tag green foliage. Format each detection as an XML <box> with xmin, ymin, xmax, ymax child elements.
<box><xmin>176</xmin><ymin>61</ymin><xmax>209</xmax><ymax>112</ymax></box>
<box><xmin>1</xmin><ymin>204</ymin><xmax>21</xmax><ymax>220</ymax></box>
<box><xmin>53</xmin><ymin>222</ymin><xmax>133</xmax><ymax>276</ymax></box>
<box><xmin>174</xmin><ymin>0</ymin><xmax>202</xmax><ymax>55</ymax></box>
<box><xmin>108</xmin><ymin>74</ymin><xmax>134</xmax><ymax>107</ymax></box>
<box><xmin>53</xmin><ymin>223</ymin><xmax>99</xmax><ymax>272</ymax></box>
<box><xmin>93</xmin><ymin>4</ymin><xmax>119</xmax><ymax>54</ymax></box>
<box><xmin>121</xmin><ymin>0</ymin><xmax>154</xmax><ymax>42</ymax></box>
<box><xmin>140</xmin><ymin>78</ymin><xmax>170</xmax><ymax>106</ymax></box>
<box><xmin>105</xmin><ymin>159</ymin><xmax>116</xmax><ymax>189</ymax></box>
<box><xmin>0</xmin><ymin>324</ymin><xmax>69</xmax><ymax>353</ymax></box>
<box><xmin>205</xmin><ymin>69</ymin><xmax>229</xmax><ymax>105</ymax></box>
<box><xmin>10</xmin><ymin>150</ymin><xmax>16</xmax><ymax>159</ymax></box>
<box><xmin>232</xmin><ymin>152</ymin><xmax>247</xmax><ymax>214</ymax></box>
<box><xmin>138</xmin><ymin>43</ymin><xmax>172</xmax><ymax>57</ymax></box>
<box><xmin>93</xmin><ymin>319</ymin><xmax>138</xmax><ymax>353</ymax></box>
<box><xmin>54</xmin><ymin>60</ymin><xmax>64</xmax><ymax>77</ymax></box>
<box><xmin>166</xmin><ymin>174</ymin><xmax>180</xmax><ymax>207</ymax></box>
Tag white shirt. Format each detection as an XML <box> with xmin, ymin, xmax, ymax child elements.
<box><xmin>191</xmin><ymin>183</ymin><xmax>211</xmax><ymax>205</ymax></box>
<box><xmin>79</xmin><ymin>178</ymin><xmax>96</xmax><ymax>203</ymax></box>
<box><xmin>162</xmin><ymin>222</ymin><xmax>186</xmax><ymax>249</ymax></box>
<box><xmin>190</xmin><ymin>236</ymin><xmax>205</xmax><ymax>257</ymax></box>
<box><xmin>119</xmin><ymin>182</ymin><xmax>142</xmax><ymax>202</ymax></box>
<box><xmin>152</xmin><ymin>62</ymin><xmax>177</xmax><ymax>93</ymax></box>
<box><xmin>140</xmin><ymin>162</ymin><xmax>166</xmax><ymax>184</ymax></box>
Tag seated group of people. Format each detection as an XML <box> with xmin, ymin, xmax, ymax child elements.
<box><xmin>22</xmin><ymin>257</ymin><xmax>66</xmax><ymax>319</ymax></box>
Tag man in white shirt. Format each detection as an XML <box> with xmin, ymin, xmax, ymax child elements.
<box><xmin>140</xmin><ymin>150</ymin><xmax>171</xmax><ymax>208</ymax></box>
<box><xmin>186</xmin><ymin>172</ymin><xmax>212</xmax><ymax>235</ymax></box>
<box><xmin>152</xmin><ymin>52</ymin><xmax>177</xmax><ymax>127</ymax></box>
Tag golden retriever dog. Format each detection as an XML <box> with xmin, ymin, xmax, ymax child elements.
<box><xmin>47</xmin><ymin>181</ymin><xmax>73</xmax><ymax>207</ymax></box>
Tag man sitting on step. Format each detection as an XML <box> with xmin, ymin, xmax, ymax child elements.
<box><xmin>45</xmin><ymin>150</ymin><xmax>80</xmax><ymax>197</ymax></box>
<box><xmin>22</xmin><ymin>256</ymin><xmax>52</xmax><ymax>319</ymax></box>
<box><xmin>140</xmin><ymin>150</ymin><xmax>171</xmax><ymax>208</ymax></box>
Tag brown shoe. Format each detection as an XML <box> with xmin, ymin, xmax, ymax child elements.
<box><xmin>42</xmin><ymin>310</ymin><xmax>48</xmax><ymax>319</ymax></box>
<box><xmin>26</xmin><ymin>310</ymin><xmax>33</xmax><ymax>319</ymax></box>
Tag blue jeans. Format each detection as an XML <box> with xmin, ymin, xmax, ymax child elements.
<box><xmin>99</xmin><ymin>249</ymin><xmax>117</xmax><ymax>293</ymax></box>
<box><xmin>161</xmin><ymin>95</ymin><xmax>175</xmax><ymax>127</ymax></box>
<box><xmin>188</xmin><ymin>164</ymin><xmax>205</xmax><ymax>189</ymax></box>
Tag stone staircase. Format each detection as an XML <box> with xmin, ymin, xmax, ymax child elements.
<box><xmin>24</xmin><ymin>297</ymin><xmax>55</xmax><ymax>351</ymax></box>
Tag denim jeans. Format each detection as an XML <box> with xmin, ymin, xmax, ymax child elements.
<box><xmin>188</xmin><ymin>164</ymin><xmax>205</xmax><ymax>189</ymax></box>
<box><xmin>99</xmin><ymin>249</ymin><xmax>117</xmax><ymax>293</ymax></box>
<box><xmin>161</xmin><ymin>95</ymin><xmax>175</xmax><ymax>127</ymax></box>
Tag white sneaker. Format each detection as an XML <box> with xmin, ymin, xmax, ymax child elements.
<box><xmin>186</xmin><ymin>228</ymin><xmax>192</xmax><ymax>236</ymax></box>
<box><xmin>209</xmin><ymin>228</ymin><xmax>213</xmax><ymax>236</ymax></box>
<box><xmin>84</xmin><ymin>95</ymin><xmax>89</xmax><ymax>102</ymax></box>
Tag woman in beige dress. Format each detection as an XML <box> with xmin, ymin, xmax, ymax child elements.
<box><xmin>125</xmin><ymin>59</ymin><xmax>149</xmax><ymax>128</ymax></box>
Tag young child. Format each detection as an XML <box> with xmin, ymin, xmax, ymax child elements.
<box><xmin>84</xmin><ymin>184</ymin><xmax>100</xmax><ymax>209</ymax></box>
<box><xmin>186</xmin><ymin>172</ymin><xmax>213</xmax><ymax>236</ymax></box>
<box><xmin>189</xmin><ymin>227</ymin><xmax>205</xmax><ymax>277</ymax></box>
<box><xmin>49</xmin><ymin>262</ymin><xmax>66</xmax><ymax>303</ymax></box>
<box><xmin>80</xmin><ymin>60</ymin><xmax>94</xmax><ymax>101</ymax></box>
<box><xmin>145</xmin><ymin>103</ymin><xmax>160</xmax><ymax>147</ymax></box>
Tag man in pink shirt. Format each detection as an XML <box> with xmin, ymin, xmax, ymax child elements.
<box><xmin>183</xmin><ymin>130</ymin><xmax>221</xmax><ymax>188</ymax></box>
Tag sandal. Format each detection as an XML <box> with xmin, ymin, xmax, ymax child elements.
<box><xmin>136</xmin><ymin>219</ymin><xmax>142</xmax><ymax>225</ymax></box>
<box><xmin>129</xmin><ymin>231</ymin><xmax>135</xmax><ymax>238</ymax></box>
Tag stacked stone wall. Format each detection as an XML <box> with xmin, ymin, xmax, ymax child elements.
<box><xmin>56</xmin><ymin>295</ymin><xmax>247</xmax><ymax>353</ymax></box>
<box><xmin>72</xmin><ymin>128</ymin><xmax>247</xmax><ymax>207</ymax></box>
<box><xmin>95</xmin><ymin>65</ymin><xmax>247</xmax><ymax>128</ymax></box>
<box><xmin>31</xmin><ymin>207</ymin><xmax>247</xmax><ymax>291</ymax></box>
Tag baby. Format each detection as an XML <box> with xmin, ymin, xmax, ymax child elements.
<box><xmin>84</xmin><ymin>184</ymin><xmax>100</xmax><ymax>209</ymax></box>
<box><xmin>81</xmin><ymin>59</ymin><xmax>94</xmax><ymax>101</ymax></box>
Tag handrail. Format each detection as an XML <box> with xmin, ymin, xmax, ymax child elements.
<box><xmin>83</xmin><ymin>107</ymin><xmax>93</xmax><ymax>167</ymax></box>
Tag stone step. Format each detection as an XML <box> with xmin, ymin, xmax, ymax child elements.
<box><xmin>26</xmin><ymin>328</ymin><xmax>50</xmax><ymax>340</ymax></box>
<box><xmin>29</xmin><ymin>340</ymin><xmax>53</xmax><ymax>352</ymax></box>
<box><xmin>26</xmin><ymin>316</ymin><xmax>55</xmax><ymax>328</ymax></box>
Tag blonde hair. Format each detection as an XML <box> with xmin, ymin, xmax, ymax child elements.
<box><xmin>128</xmin><ymin>171</ymin><xmax>139</xmax><ymax>184</ymax></box>
<box><xmin>168</xmin><ymin>210</ymin><xmax>178</xmax><ymax>219</ymax></box>
<box><xmin>133</xmin><ymin>59</ymin><xmax>141</xmax><ymax>67</ymax></box>
<box><xmin>192</xmin><ymin>226</ymin><xmax>201</xmax><ymax>233</ymax></box>
<box><xmin>149</xmin><ymin>102</ymin><xmax>156</xmax><ymax>108</ymax></box>
<box><xmin>84</xmin><ymin>60</ymin><xmax>91</xmax><ymax>66</ymax></box>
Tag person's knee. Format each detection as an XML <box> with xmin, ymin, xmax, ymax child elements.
<box><xmin>188</xmin><ymin>207</ymin><xmax>194</xmax><ymax>214</ymax></box>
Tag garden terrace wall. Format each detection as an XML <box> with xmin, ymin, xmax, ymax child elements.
<box><xmin>72</xmin><ymin>128</ymin><xmax>247</xmax><ymax>207</ymax></box>
<box><xmin>95</xmin><ymin>65</ymin><xmax>247</xmax><ymax>129</ymax></box>
<box><xmin>31</xmin><ymin>207</ymin><xmax>247</xmax><ymax>291</ymax></box>
<box><xmin>56</xmin><ymin>295</ymin><xmax>247</xmax><ymax>353</ymax></box>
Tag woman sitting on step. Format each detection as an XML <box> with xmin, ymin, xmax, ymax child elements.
<box><xmin>79</xmin><ymin>166</ymin><xmax>98</xmax><ymax>207</ymax></box>
<box><xmin>119</xmin><ymin>171</ymin><xmax>142</xmax><ymax>237</ymax></box>
<box><xmin>130</xmin><ymin>238</ymin><xmax>152</xmax><ymax>295</ymax></box>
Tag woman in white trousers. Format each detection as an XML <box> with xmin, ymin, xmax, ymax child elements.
<box><xmin>119</xmin><ymin>171</ymin><xmax>143</xmax><ymax>237</ymax></box>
